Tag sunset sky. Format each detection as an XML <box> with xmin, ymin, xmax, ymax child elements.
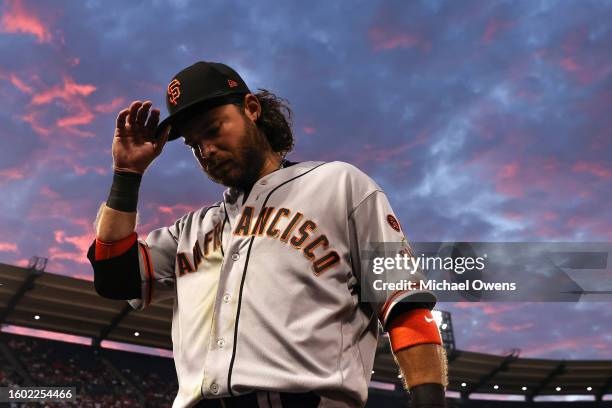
<box><xmin>0</xmin><ymin>0</ymin><xmax>611</xmax><ymax>360</ymax></box>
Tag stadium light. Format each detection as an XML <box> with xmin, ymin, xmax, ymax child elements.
<box><xmin>522</xmin><ymin>386</ymin><xmax>527</xmax><ymax>391</ymax></box>
<box><xmin>371</xmin><ymin>370</ymin><xmax>375</xmax><ymax>374</ymax></box>
<box><xmin>441</xmin><ymin>323</ymin><xmax>448</xmax><ymax>330</ymax></box>
<box><xmin>556</xmin><ymin>386</ymin><xmax>561</xmax><ymax>392</ymax></box>
<box><xmin>587</xmin><ymin>387</ymin><xmax>592</xmax><ymax>391</ymax></box>
<box><xmin>34</xmin><ymin>315</ymin><xmax>40</xmax><ymax>320</ymax></box>
<box><xmin>461</xmin><ymin>382</ymin><xmax>467</xmax><ymax>387</ymax></box>
<box><xmin>397</xmin><ymin>374</ymin><xmax>402</xmax><ymax>379</ymax></box>
<box><xmin>134</xmin><ymin>332</ymin><xmax>140</xmax><ymax>337</ymax></box>
<box><xmin>493</xmin><ymin>385</ymin><xmax>499</xmax><ymax>390</ymax></box>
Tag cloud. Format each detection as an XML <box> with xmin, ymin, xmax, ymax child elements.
<box><xmin>31</xmin><ymin>76</ymin><xmax>96</xmax><ymax>105</ymax></box>
<box><xmin>94</xmin><ymin>97</ymin><xmax>125</xmax><ymax>113</ymax></box>
<box><xmin>481</xmin><ymin>18</ymin><xmax>514</xmax><ymax>44</ymax></box>
<box><xmin>0</xmin><ymin>165</ymin><xmax>27</xmax><ymax>182</ymax></box>
<box><xmin>0</xmin><ymin>0</ymin><xmax>53</xmax><ymax>43</ymax></box>
<box><xmin>572</xmin><ymin>161</ymin><xmax>612</xmax><ymax>179</ymax></box>
<box><xmin>368</xmin><ymin>26</ymin><xmax>431</xmax><ymax>52</ymax></box>
<box><xmin>0</xmin><ymin>241</ymin><xmax>18</xmax><ymax>252</ymax></box>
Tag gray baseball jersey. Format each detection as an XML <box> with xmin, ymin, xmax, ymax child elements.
<box><xmin>125</xmin><ymin>160</ymin><xmax>436</xmax><ymax>407</ymax></box>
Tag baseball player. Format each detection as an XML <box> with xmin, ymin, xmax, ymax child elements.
<box><xmin>88</xmin><ymin>61</ymin><xmax>448</xmax><ymax>407</ymax></box>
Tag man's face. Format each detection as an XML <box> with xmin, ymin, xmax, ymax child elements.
<box><xmin>180</xmin><ymin>102</ymin><xmax>268</xmax><ymax>189</ymax></box>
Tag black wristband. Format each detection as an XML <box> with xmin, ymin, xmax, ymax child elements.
<box><xmin>409</xmin><ymin>383</ymin><xmax>446</xmax><ymax>408</ymax></box>
<box><xmin>107</xmin><ymin>170</ymin><xmax>142</xmax><ymax>212</ymax></box>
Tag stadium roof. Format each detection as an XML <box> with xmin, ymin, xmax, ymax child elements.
<box><xmin>1</xmin><ymin>260</ymin><xmax>611</xmax><ymax>400</ymax></box>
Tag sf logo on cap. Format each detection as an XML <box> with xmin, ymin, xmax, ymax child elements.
<box><xmin>168</xmin><ymin>79</ymin><xmax>181</xmax><ymax>105</ymax></box>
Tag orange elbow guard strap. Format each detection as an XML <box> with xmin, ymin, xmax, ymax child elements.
<box><xmin>94</xmin><ymin>232</ymin><xmax>138</xmax><ymax>261</ymax></box>
<box><xmin>388</xmin><ymin>308</ymin><xmax>442</xmax><ymax>353</ymax></box>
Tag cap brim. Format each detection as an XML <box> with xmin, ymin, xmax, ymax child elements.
<box><xmin>155</xmin><ymin>93</ymin><xmax>247</xmax><ymax>141</ymax></box>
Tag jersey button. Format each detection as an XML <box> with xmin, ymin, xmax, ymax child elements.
<box><xmin>231</xmin><ymin>253</ymin><xmax>240</xmax><ymax>261</ymax></box>
<box><xmin>222</xmin><ymin>293</ymin><xmax>231</xmax><ymax>303</ymax></box>
<box><xmin>217</xmin><ymin>338</ymin><xmax>225</xmax><ymax>349</ymax></box>
<box><xmin>210</xmin><ymin>383</ymin><xmax>219</xmax><ymax>394</ymax></box>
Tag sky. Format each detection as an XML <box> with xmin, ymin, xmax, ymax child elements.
<box><xmin>0</xmin><ymin>0</ymin><xmax>611</xmax><ymax>360</ymax></box>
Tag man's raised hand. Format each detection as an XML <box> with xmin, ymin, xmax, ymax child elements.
<box><xmin>112</xmin><ymin>100</ymin><xmax>170</xmax><ymax>174</ymax></box>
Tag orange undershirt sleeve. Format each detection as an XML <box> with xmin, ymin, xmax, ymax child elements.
<box><xmin>94</xmin><ymin>232</ymin><xmax>138</xmax><ymax>261</ymax></box>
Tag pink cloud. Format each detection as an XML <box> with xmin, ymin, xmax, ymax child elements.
<box><xmin>520</xmin><ymin>335</ymin><xmax>603</xmax><ymax>358</ymax></box>
<box><xmin>31</xmin><ymin>76</ymin><xmax>96</xmax><ymax>105</ymax></box>
<box><xmin>15</xmin><ymin>258</ymin><xmax>29</xmax><ymax>267</ymax></box>
<box><xmin>0</xmin><ymin>241</ymin><xmax>18</xmax><ymax>252</ymax></box>
<box><xmin>560</xmin><ymin>57</ymin><xmax>579</xmax><ymax>72</ymax></box>
<box><xmin>368</xmin><ymin>27</ymin><xmax>431</xmax><ymax>52</ymax></box>
<box><xmin>0</xmin><ymin>0</ymin><xmax>53</xmax><ymax>43</ymax></box>
<box><xmin>17</xmin><ymin>75</ymin><xmax>100</xmax><ymax>138</ymax></box>
<box><xmin>481</xmin><ymin>18</ymin><xmax>514</xmax><ymax>44</ymax></box>
<box><xmin>20</xmin><ymin>111</ymin><xmax>52</xmax><ymax>137</ymax></box>
<box><xmin>53</xmin><ymin>228</ymin><xmax>95</xmax><ymax>262</ymax></box>
<box><xmin>572</xmin><ymin>161</ymin><xmax>612</xmax><ymax>179</ymax></box>
<box><xmin>157</xmin><ymin>203</ymin><xmax>198</xmax><ymax>216</ymax></box>
<box><xmin>303</xmin><ymin>126</ymin><xmax>316</xmax><ymax>135</ymax></box>
<box><xmin>47</xmin><ymin>246</ymin><xmax>89</xmax><ymax>264</ymax></box>
<box><xmin>349</xmin><ymin>138</ymin><xmax>427</xmax><ymax>167</ymax></box>
<box><xmin>452</xmin><ymin>302</ymin><xmax>525</xmax><ymax>316</ymax></box>
<box><xmin>56</xmin><ymin>110</ymin><xmax>95</xmax><ymax>127</ymax></box>
<box><xmin>488</xmin><ymin>321</ymin><xmax>534</xmax><ymax>333</ymax></box>
<box><xmin>72</xmin><ymin>163</ymin><xmax>108</xmax><ymax>176</ymax></box>
<box><xmin>0</xmin><ymin>165</ymin><xmax>27</xmax><ymax>181</ymax></box>
<box><xmin>494</xmin><ymin>162</ymin><xmax>524</xmax><ymax>198</ymax></box>
<box><xmin>7</xmin><ymin>72</ymin><xmax>34</xmax><ymax>93</ymax></box>
<box><xmin>95</xmin><ymin>97</ymin><xmax>126</xmax><ymax>114</ymax></box>
<box><xmin>2</xmin><ymin>69</ymin><xmax>101</xmax><ymax>139</ymax></box>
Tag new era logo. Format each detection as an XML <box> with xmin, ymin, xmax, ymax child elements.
<box><xmin>228</xmin><ymin>79</ymin><xmax>238</xmax><ymax>88</ymax></box>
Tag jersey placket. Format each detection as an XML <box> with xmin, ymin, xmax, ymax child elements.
<box><xmin>201</xmin><ymin>182</ymin><xmax>268</xmax><ymax>398</ymax></box>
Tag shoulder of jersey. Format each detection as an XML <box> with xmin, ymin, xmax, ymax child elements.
<box><xmin>173</xmin><ymin>203</ymin><xmax>223</xmax><ymax>225</ymax></box>
<box><xmin>312</xmin><ymin>161</ymin><xmax>381</xmax><ymax>189</ymax></box>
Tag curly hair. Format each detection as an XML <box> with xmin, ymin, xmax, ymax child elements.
<box><xmin>236</xmin><ymin>89</ymin><xmax>294</xmax><ymax>158</ymax></box>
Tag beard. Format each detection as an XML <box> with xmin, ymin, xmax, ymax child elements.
<box><xmin>202</xmin><ymin>117</ymin><xmax>268</xmax><ymax>189</ymax></box>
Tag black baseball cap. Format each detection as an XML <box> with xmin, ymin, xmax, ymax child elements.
<box><xmin>156</xmin><ymin>61</ymin><xmax>251</xmax><ymax>141</ymax></box>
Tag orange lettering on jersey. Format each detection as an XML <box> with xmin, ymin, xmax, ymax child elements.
<box><xmin>303</xmin><ymin>235</ymin><xmax>329</xmax><ymax>260</ymax></box>
<box><xmin>290</xmin><ymin>220</ymin><xmax>317</xmax><ymax>249</ymax></box>
<box><xmin>234</xmin><ymin>206</ymin><xmax>254</xmax><ymax>236</ymax></box>
<box><xmin>193</xmin><ymin>241</ymin><xmax>204</xmax><ymax>269</ymax></box>
<box><xmin>313</xmin><ymin>251</ymin><xmax>340</xmax><ymax>275</ymax></box>
<box><xmin>250</xmin><ymin>207</ymin><xmax>274</xmax><ymax>236</ymax></box>
<box><xmin>280</xmin><ymin>212</ymin><xmax>303</xmax><ymax>242</ymax></box>
<box><xmin>266</xmin><ymin>208</ymin><xmax>290</xmax><ymax>238</ymax></box>
<box><xmin>176</xmin><ymin>253</ymin><xmax>195</xmax><ymax>276</ymax></box>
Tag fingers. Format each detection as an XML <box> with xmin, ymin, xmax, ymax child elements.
<box><xmin>145</xmin><ymin>108</ymin><xmax>160</xmax><ymax>134</ymax></box>
<box><xmin>119</xmin><ymin>100</ymin><xmax>162</xmax><ymax>140</ymax></box>
<box><xmin>127</xmin><ymin>101</ymin><xmax>143</xmax><ymax>126</ymax></box>
<box><xmin>136</xmin><ymin>101</ymin><xmax>153</xmax><ymax>126</ymax></box>
<box><xmin>116</xmin><ymin>109</ymin><xmax>129</xmax><ymax>130</ymax></box>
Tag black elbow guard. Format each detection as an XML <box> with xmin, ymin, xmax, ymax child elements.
<box><xmin>87</xmin><ymin>240</ymin><xmax>142</xmax><ymax>300</ymax></box>
<box><xmin>409</xmin><ymin>383</ymin><xmax>446</xmax><ymax>408</ymax></box>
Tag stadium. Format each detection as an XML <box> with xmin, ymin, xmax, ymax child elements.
<box><xmin>1</xmin><ymin>259</ymin><xmax>611</xmax><ymax>407</ymax></box>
